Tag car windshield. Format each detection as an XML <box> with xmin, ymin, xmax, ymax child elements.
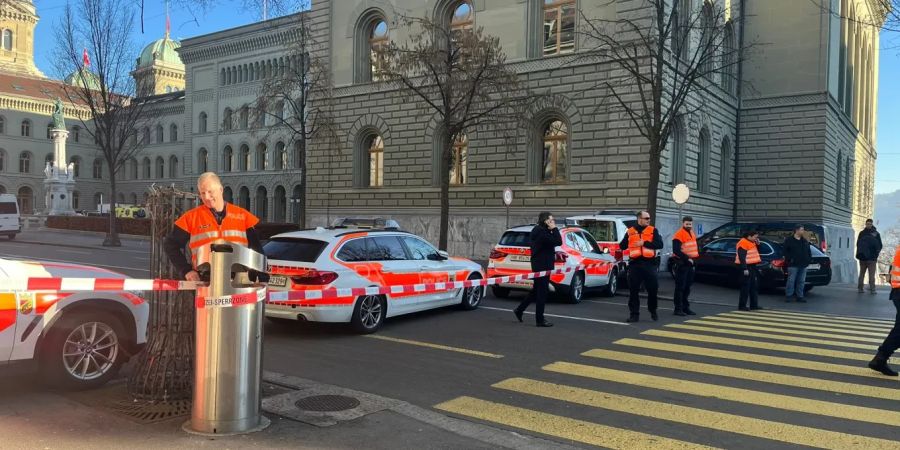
<box><xmin>499</xmin><ymin>231</ymin><xmax>531</xmax><ymax>247</ymax></box>
<box><xmin>0</xmin><ymin>202</ymin><xmax>17</xmax><ymax>214</ymax></box>
<box><xmin>759</xmin><ymin>229</ymin><xmax>821</xmax><ymax>246</ymax></box>
<box><xmin>263</xmin><ymin>238</ymin><xmax>328</xmax><ymax>263</ymax></box>
<box><xmin>578</xmin><ymin>220</ymin><xmax>617</xmax><ymax>242</ymax></box>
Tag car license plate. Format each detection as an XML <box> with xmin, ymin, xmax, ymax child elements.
<box><xmin>511</xmin><ymin>255</ymin><xmax>530</xmax><ymax>262</ymax></box>
<box><xmin>808</xmin><ymin>264</ymin><xmax>820</xmax><ymax>271</ymax></box>
<box><xmin>269</xmin><ymin>275</ymin><xmax>288</xmax><ymax>287</ymax></box>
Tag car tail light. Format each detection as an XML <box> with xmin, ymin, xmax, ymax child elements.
<box><xmin>291</xmin><ymin>270</ymin><xmax>338</xmax><ymax>285</ymax></box>
<box><xmin>555</xmin><ymin>251</ymin><xmax>569</xmax><ymax>263</ymax></box>
<box><xmin>770</xmin><ymin>258</ymin><xmax>785</xmax><ymax>269</ymax></box>
<box><xmin>489</xmin><ymin>248</ymin><xmax>507</xmax><ymax>260</ymax></box>
<box><xmin>821</xmin><ymin>239</ymin><xmax>828</xmax><ymax>252</ymax></box>
<box><xmin>820</xmin><ymin>259</ymin><xmax>831</xmax><ymax>267</ymax></box>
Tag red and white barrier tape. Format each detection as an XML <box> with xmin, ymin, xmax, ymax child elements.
<box><xmin>1</xmin><ymin>277</ymin><xmax>202</xmax><ymax>292</ymax></box>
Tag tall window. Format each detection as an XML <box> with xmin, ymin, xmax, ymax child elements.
<box><xmin>19</xmin><ymin>152</ymin><xmax>31</xmax><ymax>173</ymax></box>
<box><xmin>128</xmin><ymin>157</ymin><xmax>137</xmax><ymax>179</ymax></box>
<box><xmin>543</xmin><ymin>0</ymin><xmax>576</xmax><ymax>56</ymax></box>
<box><xmin>198</xmin><ymin>148</ymin><xmax>208</xmax><ymax>173</ymax></box>
<box><xmin>155</xmin><ymin>156</ymin><xmax>165</xmax><ymax>178</ymax></box>
<box><xmin>169</xmin><ymin>155</ymin><xmax>178</xmax><ymax>178</ymax></box>
<box><xmin>72</xmin><ymin>191</ymin><xmax>79</xmax><ymax>209</ymax></box>
<box><xmin>698</xmin><ymin>127</ymin><xmax>711</xmax><ymax>192</ymax></box>
<box><xmin>274</xmin><ymin>142</ymin><xmax>286</xmax><ymax>170</ymax></box>
<box><xmin>2</xmin><ymin>30</ymin><xmax>12</xmax><ymax>51</ymax></box>
<box><xmin>699</xmin><ymin>1</ymin><xmax>715</xmax><ymax>76</ymax></box>
<box><xmin>170</xmin><ymin>124</ymin><xmax>178</xmax><ymax>142</ymax></box>
<box><xmin>450</xmin><ymin>133</ymin><xmax>468</xmax><ymax>185</ymax></box>
<box><xmin>223</xmin><ymin>146</ymin><xmax>234</xmax><ymax>172</ymax></box>
<box><xmin>142</xmin><ymin>157</ymin><xmax>151</xmax><ymax>178</ymax></box>
<box><xmin>199</xmin><ymin>112</ymin><xmax>208</xmax><ymax>133</ymax></box>
<box><xmin>0</xmin><ymin>149</ymin><xmax>5</xmax><ymax>171</ymax></box>
<box><xmin>21</xmin><ymin>119</ymin><xmax>31</xmax><ymax>137</ymax></box>
<box><xmin>721</xmin><ymin>22</ymin><xmax>735</xmax><ymax>94</ymax></box>
<box><xmin>240</xmin><ymin>144</ymin><xmax>250</xmax><ymax>171</ymax></box>
<box><xmin>155</xmin><ymin>125</ymin><xmax>164</xmax><ymax>143</ymax></box>
<box><xmin>368</xmin><ymin>135</ymin><xmax>384</xmax><ymax>187</ymax></box>
<box><xmin>294</xmin><ymin>141</ymin><xmax>303</xmax><ymax>169</ymax></box>
<box><xmin>46</xmin><ymin>123</ymin><xmax>53</xmax><ymax>139</ymax></box>
<box><xmin>143</xmin><ymin>127</ymin><xmax>151</xmax><ymax>144</ymax></box>
<box><xmin>369</xmin><ymin>20</ymin><xmax>389</xmax><ymax>81</ymax></box>
<box><xmin>541</xmin><ymin>120</ymin><xmax>568</xmax><ymax>183</ymax></box>
<box><xmin>92</xmin><ymin>158</ymin><xmax>102</xmax><ymax>179</ymax></box>
<box><xmin>256</xmin><ymin>143</ymin><xmax>267</xmax><ymax>170</ymax></box>
<box><xmin>719</xmin><ymin>138</ymin><xmax>731</xmax><ymax>196</ymax></box>
<box><xmin>835</xmin><ymin>153</ymin><xmax>844</xmax><ymax>204</ymax></box>
<box><xmin>223</xmin><ymin>108</ymin><xmax>233</xmax><ymax>131</ymax></box>
<box><xmin>239</xmin><ymin>107</ymin><xmax>249</xmax><ymax>129</ymax></box>
<box><xmin>0</xmin><ymin>116</ymin><xmax>5</xmax><ymax>134</ymax></box>
<box><xmin>670</xmin><ymin>119</ymin><xmax>686</xmax><ymax>184</ymax></box>
<box><xmin>238</xmin><ymin>186</ymin><xmax>250</xmax><ymax>210</ymax></box>
<box><xmin>274</xmin><ymin>101</ymin><xmax>285</xmax><ymax>122</ymax></box>
<box><xmin>72</xmin><ymin>126</ymin><xmax>80</xmax><ymax>143</ymax></box>
<box><xmin>672</xmin><ymin>0</ymin><xmax>691</xmax><ymax>59</ymax></box>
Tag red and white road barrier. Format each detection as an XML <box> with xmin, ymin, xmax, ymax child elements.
<box><xmin>1</xmin><ymin>277</ymin><xmax>203</xmax><ymax>292</ymax></box>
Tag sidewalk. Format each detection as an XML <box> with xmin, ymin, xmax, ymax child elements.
<box><xmin>9</xmin><ymin>228</ymin><xmax>151</xmax><ymax>251</ymax></box>
<box><xmin>0</xmin><ymin>371</ymin><xmax>576</xmax><ymax>450</ymax></box>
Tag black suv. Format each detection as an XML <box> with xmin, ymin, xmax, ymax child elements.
<box><xmin>699</xmin><ymin>222</ymin><xmax>829</xmax><ymax>253</ymax></box>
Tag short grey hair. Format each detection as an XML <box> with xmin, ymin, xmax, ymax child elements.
<box><xmin>197</xmin><ymin>172</ymin><xmax>222</xmax><ymax>188</ymax></box>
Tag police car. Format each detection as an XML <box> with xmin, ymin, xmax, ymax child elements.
<box><xmin>263</xmin><ymin>226</ymin><xmax>485</xmax><ymax>333</ymax></box>
<box><xmin>487</xmin><ymin>224</ymin><xmax>618</xmax><ymax>303</ymax></box>
<box><xmin>0</xmin><ymin>258</ymin><xmax>148</xmax><ymax>389</ymax></box>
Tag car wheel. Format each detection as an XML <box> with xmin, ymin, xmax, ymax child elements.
<box><xmin>602</xmin><ymin>268</ymin><xmax>618</xmax><ymax>297</ymax></box>
<box><xmin>459</xmin><ymin>275</ymin><xmax>483</xmax><ymax>310</ymax></box>
<box><xmin>351</xmin><ymin>295</ymin><xmax>386</xmax><ymax>334</ymax></box>
<box><xmin>40</xmin><ymin>311</ymin><xmax>126</xmax><ymax>390</ymax></box>
<box><xmin>566</xmin><ymin>272</ymin><xmax>585</xmax><ymax>304</ymax></box>
<box><xmin>490</xmin><ymin>285</ymin><xmax>511</xmax><ymax>299</ymax></box>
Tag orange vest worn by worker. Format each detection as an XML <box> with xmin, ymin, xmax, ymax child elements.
<box><xmin>890</xmin><ymin>246</ymin><xmax>900</xmax><ymax>289</ymax></box>
<box><xmin>627</xmin><ymin>226</ymin><xmax>656</xmax><ymax>259</ymax></box>
<box><xmin>673</xmin><ymin>228</ymin><xmax>699</xmax><ymax>259</ymax></box>
<box><xmin>735</xmin><ymin>238</ymin><xmax>761</xmax><ymax>265</ymax></box>
<box><xmin>174</xmin><ymin>203</ymin><xmax>259</xmax><ymax>268</ymax></box>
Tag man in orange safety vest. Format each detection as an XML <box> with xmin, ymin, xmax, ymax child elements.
<box><xmin>671</xmin><ymin>216</ymin><xmax>698</xmax><ymax>316</ymax></box>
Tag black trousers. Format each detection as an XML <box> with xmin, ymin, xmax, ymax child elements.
<box><xmin>517</xmin><ymin>275</ymin><xmax>549</xmax><ymax>323</ymax></box>
<box><xmin>878</xmin><ymin>298</ymin><xmax>900</xmax><ymax>357</ymax></box>
<box><xmin>738</xmin><ymin>266</ymin><xmax>760</xmax><ymax>309</ymax></box>
<box><xmin>673</xmin><ymin>262</ymin><xmax>695</xmax><ymax>311</ymax></box>
<box><xmin>628</xmin><ymin>262</ymin><xmax>658</xmax><ymax>316</ymax></box>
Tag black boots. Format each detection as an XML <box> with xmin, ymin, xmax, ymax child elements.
<box><xmin>673</xmin><ymin>309</ymin><xmax>687</xmax><ymax>316</ymax></box>
<box><xmin>868</xmin><ymin>352</ymin><xmax>899</xmax><ymax>377</ymax></box>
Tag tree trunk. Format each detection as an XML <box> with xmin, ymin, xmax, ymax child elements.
<box><xmin>298</xmin><ymin>136</ymin><xmax>307</xmax><ymax>228</ymax></box>
<box><xmin>103</xmin><ymin>174</ymin><xmax>121</xmax><ymax>246</ymax></box>
<box><xmin>438</xmin><ymin>144</ymin><xmax>453</xmax><ymax>251</ymax></box>
<box><xmin>647</xmin><ymin>142</ymin><xmax>662</xmax><ymax>219</ymax></box>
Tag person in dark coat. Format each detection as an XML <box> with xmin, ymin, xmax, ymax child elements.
<box><xmin>782</xmin><ymin>224</ymin><xmax>812</xmax><ymax>303</ymax></box>
<box><xmin>514</xmin><ymin>211</ymin><xmax>561</xmax><ymax>327</ymax></box>
<box><xmin>619</xmin><ymin>210</ymin><xmax>664</xmax><ymax>322</ymax></box>
<box><xmin>856</xmin><ymin>219</ymin><xmax>883</xmax><ymax>294</ymax></box>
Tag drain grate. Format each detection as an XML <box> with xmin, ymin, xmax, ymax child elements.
<box><xmin>107</xmin><ymin>399</ymin><xmax>192</xmax><ymax>424</ymax></box>
<box><xmin>294</xmin><ymin>395</ymin><xmax>360</xmax><ymax>412</ymax></box>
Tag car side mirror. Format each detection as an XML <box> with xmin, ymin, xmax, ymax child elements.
<box><xmin>429</xmin><ymin>251</ymin><xmax>450</xmax><ymax>261</ymax></box>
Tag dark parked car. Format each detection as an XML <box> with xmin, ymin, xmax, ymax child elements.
<box><xmin>698</xmin><ymin>222</ymin><xmax>829</xmax><ymax>253</ymax></box>
<box><xmin>666</xmin><ymin>237</ymin><xmax>832</xmax><ymax>292</ymax></box>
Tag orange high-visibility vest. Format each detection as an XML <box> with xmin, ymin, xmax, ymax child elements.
<box><xmin>890</xmin><ymin>247</ymin><xmax>900</xmax><ymax>289</ymax></box>
<box><xmin>174</xmin><ymin>203</ymin><xmax>259</xmax><ymax>268</ymax></box>
<box><xmin>735</xmin><ymin>238</ymin><xmax>761</xmax><ymax>265</ymax></box>
<box><xmin>627</xmin><ymin>226</ymin><xmax>656</xmax><ymax>259</ymax></box>
<box><xmin>673</xmin><ymin>228</ymin><xmax>699</xmax><ymax>259</ymax></box>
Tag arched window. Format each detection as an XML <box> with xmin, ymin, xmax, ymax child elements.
<box><xmin>72</xmin><ymin>191</ymin><xmax>80</xmax><ymax>209</ymax></box>
<box><xmin>143</xmin><ymin>127</ymin><xmax>151</xmax><ymax>144</ymax></box>
<box><xmin>129</xmin><ymin>157</ymin><xmax>137</xmax><ymax>179</ymax></box>
<box><xmin>835</xmin><ymin>153</ymin><xmax>844</xmax><ymax>204</ymax></box>
<box><xmin>673</xmin><ymin>0</ymin><xmax>691</xmax><ymax>59</ymax></box>
<box><xmin>93</xmin><ymin>192</ymin><xmax>102</xmax><ymax>210</ymax></box>
<box><xmin>670</xmin><ymin>118</ymin><xmax>686</xmax><ymax>184</ymax></box>
<box><xmin>117</xmin><ymin>192</ymin><xmax>125</xmax><ymax>204</ymax></box>
<box><xmin>220</xmin><ymin>68</ymin><xmax>226</xmax><ymax>86</ymax></box>
<box><xmin>0</xmin><ymin>116</ymin><xmax>5</xmax><ymax>134</ymax></box>
<box><xmin>367</xmin><ymin>18</ymin><xmax>389</xmax><ymax>81</ymax></box>
<box><xmin>2</xmin><ymin>29</ymin><xmax>12</xmax><ymax>51</ymax></box>
<box><xmin>449</xmin><ymin>1</ymin><xmax>474</xmax><ymax>33</ymax></box>
<box><xmin>274</xmin><ymin>142</ymin><xmax>286</xmax><ymax>170</ymax></box>
<box><xmin>92</xmin><ymin>158</ymin><xmax>103</xmax><ymax>179</ymax></box>
<box><xmin>170</xmin><ymin>124</ymin><xmax>178</xmax><ymax>142</ymax></box>
<box><xmin>238</xmin><ymin>186</ymin><xmax>250</xmax><ymax>210</ymax></box>
<box><xmin>198</xmin><ymin>148</ymin><xmax>208</xmax><ymax>173</ymax></box>
<box><xmin>130</xmin><ymin>193</ymin><xmax>138</xmax><ymax>205</ymax></box>
<box><xmin>155</xmin><ymin>124</ymin><xmax>164</xmax><ymax>143</ymax></box>
<box><xmin>541</xmin><ymin>119</ymin><xmax>568</xmax><ymax>183</ymax></box>
<box><xmin>199</xmin><ymin>112</ymin><xmax>208</xmax><ymax>133</ymax></box>
<box><xmin>155</xmin><ymin>156</ymin><xmax>165</xmax><ymax>178</ymax></box>
<box><xmin>46</xmin><ymin>123</ymin><xmax>54</xmax><ymax>139</ymax></box>
<box><xmin>255</xmin><ymin>186</ymin><xmax>268</xmax><ymax>220</ymax></box>
<box><xmin>274</xmin><ymin>101</ymin><xmax>285</xmax><ymax>122</ymax></box>
<box><xmin>699</xmin><ymin>1</ymin><xmax>715</xmax><ymax>76</ymax></box>
<box><xmin>239</xmin><ymin>107</ymin><xmax>249</xmax><ymax>129</ymax></box>
<box><xmin>0</xmin><ymin>149</ymin><xmax>5</xmax><ymax>171</ymax></box>
<box><xmin>19</xmin><ymin>151</ymin><xmax>31</xmax><ymax>173</ymax></box>
<box><xmin>294</xmin><ymin>141</ymin><xmax>304</xmax><ymax>169</ymax></box>
<box><xmin>698</xmin><ymin>127</ymin><xmax>711</xmax><ymax>192</ymax></box>
<box><xmin>168</xmin><ymin>155</ymin><xmax>178</xmax><ymax>178</ymax></box>
<box><xmin>450</xmin><ymin>133</ymin><xmax>468</xmax><ymax>185</ymax></box>
<box><xmin>142</xmin><ymin>157</ymin><xmax>151</xmax><ymax>179</ymax></box>
<box><xmin>223</xmin><ymin>146</ymin><xmax>234</xmax><ymax>172</ymax></box>
<box><xmin>720</xmin><ymin>138</ymin><xmax>731</xmax><ymax>196</ymax></box>
<box><xmin>17</xmin><ymin>186</ymin><xmax>33</xmax><ymax>214</ymax></box>
<box><xmin>367</xmin><ymin>134</ymin><xmax>384</xmax><ymax>187</ymax></box>
<box><xmin>72</xmin><ymin>126</ymin><xmax>81</xmax><ymax>143</ymax></box>
<box><xmin>21</xmin><ymin>119</ymin><xmax>31</xmax><ymax>137</ymax></box>
<box><xmin>542</xmin><ymin>0</ymin><xmax>575</xmax><ymax>56</ymax></box>
<box><xmin>223</xmin><ymin>108</ymin><xmax>233</xmax><ymax>131</ymax></box>
<box><xmin>721</xmin><ymin>22</ymin><xmax>736</xmax><ymax>94</ymax></box>
<box><xmin>256</xmin><ymin>143</ymin><xmax>267</xmax><ymax>170</ymax></box>
<box><xmin>274</xmin><ymin>185</ymin><xmax>286</xmax><ymax>223</ymax></box>
<box><xmin>239</xmin><ymin>144</ymin><xmax>250</xmax><ymax>171</ymax></box>
<box><xmin>223</xmin><ymin>186</ymin><xmax>233</xmax><ymax>203</ymax></box>
<box><xmin>68</xmin><ymin>156</ymin><xmax>80</xmax><ymax>178</ymax></box>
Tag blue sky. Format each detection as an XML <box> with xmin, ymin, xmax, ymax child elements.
<box><xmin>876</xmin><ymin>30</ymin><xmax>900</xmax><ymax>195</ymax></box>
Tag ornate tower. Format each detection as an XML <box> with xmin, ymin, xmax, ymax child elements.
<box><xmin>0</xmin><ymin>0</ymin><xmax>44</xmax><ymax>77</ymax></box>
<box><xmin>132</xmin><ymin>29</ymin><xmax>185</xmax><ymax>97</ymax></box>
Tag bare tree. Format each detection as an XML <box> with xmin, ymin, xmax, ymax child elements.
<box><xmin>55</xmin><ymin>0</ymin><xmax>154</xmax><ymax>246</ymax></box>
<box><xmin>381</xmin><ymin>16</ymin><xmax>527</xmax><ymax>250</ymax></box>
<box><xmin>579</xmin><ymin>0</ymin><xmax>748</xmax><ymax>217</ymax></box>
<box><xmin>251</xmin><ymin>6</ymin><xmax>335</xmax><ymax>227</ymax></box>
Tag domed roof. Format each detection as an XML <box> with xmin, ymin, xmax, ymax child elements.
<box><xmin>64</xmin><ymin>68</ymin><xmax>101</xmax><ymax>90</ymax></box>
<box><xmin>137</xmin><ymin>36</ymin><xmax>183</xmax><ymax>68</ymax></box>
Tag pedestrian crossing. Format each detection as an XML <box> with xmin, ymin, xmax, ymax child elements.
<box><xmin>434</xmin><ymin>309</ymin><xmax>900</xmax><ymax>449</ymax></box>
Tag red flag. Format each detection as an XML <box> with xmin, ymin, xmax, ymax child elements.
<box><xmin>165</xmin><ymin>15</ymin><xmax>170</xmax><ymax>36</ymax></box>
<box><xmin>82</xmin><ymin>48</ymin><xmax>90</xmax><ymax>67</ymax></box>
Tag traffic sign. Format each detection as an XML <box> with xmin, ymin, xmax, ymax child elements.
<box><xmin>672</xmin><ymin>184</ymin><xmax>690</xmax><ymax>205</ymax></box>
<box><xmin>502</xmin><ymin>187</ymin><xmax>513</xmax><ymax>206</ymax></box>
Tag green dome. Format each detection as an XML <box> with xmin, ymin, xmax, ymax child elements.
<box><xmin>64</xmin><ymin>68</ymin><xmax>101</xmax><ymax>90</ymax></box>
<box><xmin>137</xmin><ymin>36</ymin><xmax>183</xmax><ymax>68</ymax></box>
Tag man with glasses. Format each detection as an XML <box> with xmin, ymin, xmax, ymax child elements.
<box><xmin>619</xmin><ymin>210</ymin><xmax>664</xmax><ymax>322</ymax></box>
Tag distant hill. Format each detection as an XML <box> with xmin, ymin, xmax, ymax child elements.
<box><xmin>874</xmin><ymin>190</ymin><xmax>900</xmax><ymax>230</ymax></box>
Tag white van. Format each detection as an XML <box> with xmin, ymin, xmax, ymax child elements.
<box><xmin>0</xmin><ymin>194</ymin><xmax>21</xmax><ymax>240</ymax></box>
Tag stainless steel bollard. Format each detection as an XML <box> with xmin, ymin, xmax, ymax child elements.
<box><xmin>187</xmin><ymin>241</ymin><xmax>269</xmax><ymax>435</ymax></box>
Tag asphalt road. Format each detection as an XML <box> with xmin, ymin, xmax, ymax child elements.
<box><xmin>2</xmin><ymin>230</ymin><xmax>898</xmax><ymax>449</ymax></box>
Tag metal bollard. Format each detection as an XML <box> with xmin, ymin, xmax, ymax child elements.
<box><xmin>186</xmin><ymin>241</ymin><xmax>269</xmax><ymax>435</ymax></box>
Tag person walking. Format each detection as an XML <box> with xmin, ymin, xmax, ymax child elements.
<box><xmin>514</xmin><ymin>211</ymin><xmax>561</xmax><ymax>327</ymax></box>
<box><xmin>165</xmin><ymin>172</ymin><xmax>263</xmax><ymax>280</ymax></box>
<box><xmin>782</xmin><ymin>224</ymin><xmax>812</xmax><ymax>303</ymax></box>
<box><xmin>736</xmin><ymin>230</ymin><xmax>764</xmax><ymax>312</ymax></box>
<box><xmin>856</xmin><ymin>219</ymin><xmax>883</xmax><ymax>294</ymax></box>
<box><xmin>671</xmin><ymin>216</ymin><xmax>698</xmax><ymax>316</ymax></box>
<box><xmin>619</xmin><ymin>210</ymin><xmax>664</xmax><ymax>322</ymax></box>
<box><xmin>868</xmin><ymin>245</ymin><xmax>900</xmax><ymax>377</ymax></box>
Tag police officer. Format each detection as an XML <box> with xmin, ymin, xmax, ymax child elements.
<box><xmin>736</xmin><ymin>230</ymin><xmax>764</xmax><ymax>311</ymax></box>
<box><xmin>671</xmin><ymin>216</ymin><xmax>698</xmax><ymax>316</ymax></box>
<box><xmin>868</xmin><ymin>244</ymin><xmax>900</xmax><ymax>377</ymax></box>
<box><xmin>619</xmin><ymin>210</ymin><xmax>664</xmax><ymax>322</ymax></box>
<box><xmin>165</xmin><ymin>172</ymin><xmax>263</xmax><ymax>281</ymax></box>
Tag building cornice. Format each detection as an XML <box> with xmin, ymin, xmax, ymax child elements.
<box><xmin>0</xmin><ymin>93</ymin><xmax>92</xmax><ymax>120</ymax></box>
<box><xmin>178</xmin><ymin>12</ymin><xmax>306</xmax><ymax>64</ymax></box>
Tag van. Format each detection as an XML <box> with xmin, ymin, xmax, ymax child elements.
<box><xmin>0</xmin><ymin>193</ymin><xmax>21</xmax><ymax>240</ymax></box>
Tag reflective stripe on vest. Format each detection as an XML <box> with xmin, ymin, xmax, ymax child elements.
<box><xmin>891</xmin><ymin>248</ymin><xmax>900</xmax><ymax>289</ymax></box>
<box><xmin>627</xmin><ymin>226</ymin><xmax>656</xmax><ymax>259</ymax></box>
<box><xmin>674</xmin><ymin>229</ymin><xmax>699</xmax><ymax>259</ymax></box>
<box><xmin>176</xmin><ymin>204</ymin><xmax>258</xmax><ymax>268</ymax></box>
<box><xmin>735</xmin><ymin>238</ymin><xmax>761</xmax><ymax>265</ymax></box>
